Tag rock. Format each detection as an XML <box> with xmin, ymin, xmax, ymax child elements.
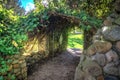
<box><xmin>74</xmin><ymin>70</ymin><xmax>96</xmax><ymax>80</ymax></box>
<box><xmin>102</xmin><ymin>25</ymin><xmax>120</xmax><ymax>41</ymax></box>
<box><xmin>115</xmin><ymin>41</ymin><xmax>120</xmax><ymax>54</ymax></box>
<box><xmin>105</xmin><ymin>50</ymin><xmax>119</xmax><ymax>63</ymax></box>
<box><xmin>74</xmin><ymin>70</ymin><xmax>85</xmax><ymax>80</ymax></box>
<box><xmin>87</xmin><ymin>41</ymin><xmax>112</xmax><ymax>55</ymax></box>
<box><xmin>91</xmin><ymin>53</ymin><xmax>107</xmax><ymax>66</ymax></box>
<box><xmin>103</xmin><ymin>62</ymin><xmax>119</xmax><ymax>76</ymax></box>
<box><xmin>114</xmin><ymin>17</ymin><xmax>120</xmax><ymax>25</ymax></box>
<box><xmin>107</xmin><ymin>16</ymin><xmax>115</xmax><ymax>23</ymax></box>
<box><xmin>115</xmin><ymin>0</ymin><xmax>120</xmax><ymax>13</ymax></box>
<box><xmin>103</xmin><ymin>20</ymin><xmax>112</xmax><ymax>26</ymax></box>
<box><xmin>104</xmin><ymin>76</ymin><xmax>119</xmax><ymax>80</ymax></box>
<box><xmin>96</xmin><ymin>29</ymin><xmax>102</xmax><ymax>35</ymax></box>
<box><xmin>109</xmin><ymin>13</ymin><xmax>119</xmax><ymax>20</ymax></box>
<box><xmin>82</xmin><ymin>56</ymin><xmax>102</xmax><ymax>77</ymax></box>
<box><xmin>92</xmin><ymin>35</ymin><xmax>102</xmax><ymax>42</ymax></box>
<box><xmin>97</xmin><ymin>75</ymin><xmax>104</xmax><ymax>80</ymax></box>
<box><xmin>13</xmin><ymin>64</ymin><xmax>19</xmax><ymax>68</ymax></box>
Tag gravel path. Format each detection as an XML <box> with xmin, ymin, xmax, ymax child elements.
<box><xmin>27</xmin><ymin>48</ymin><xmax>82</xmax><ymax>80</ymax></box>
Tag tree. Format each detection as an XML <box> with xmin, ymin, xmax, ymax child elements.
<box><xmin>0</xmin><ymin>0</ymin><xmax>25</xmax><ymax>15</ymax></box>
<box><xmin>33</xmin><ymin>0</ymin><xmax>116</xmax><ymax>50</ymax></box>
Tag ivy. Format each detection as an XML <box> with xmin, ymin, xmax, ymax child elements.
<box><xmin>0</xmin><ymin>57</ymin><xmax>16</xmax><ymax>80</ymax></box>
<box><xmin>0</xmin><ymin>0</ymin><xmax>114</xmax><ymax>79</ymax></box>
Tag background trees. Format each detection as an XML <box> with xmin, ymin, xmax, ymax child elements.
<box><xmin>0</xmin><ymin>0</ymin><xmax>25</xmax><ymax>15</ymax></box>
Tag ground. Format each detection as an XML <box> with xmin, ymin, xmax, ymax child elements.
<box><xmin>27</xmin><ymin>48</ymin><xmax>82</xmax><ymax>80</ymax></box>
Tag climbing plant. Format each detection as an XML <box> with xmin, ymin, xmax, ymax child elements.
<box><xmin>0</xmin><ymin>0</ymin><xmax>117</xmax><ymax>79</ymax></box>
<box><xmin>28</xmin><ymin>0</ymin><xmax>115</xmax><ymax>50</ymax></box>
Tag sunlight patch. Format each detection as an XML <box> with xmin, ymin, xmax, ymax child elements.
<box><xmin>25</xmin><ymin>2</ymin><xmax>35</xmax><ymax>13</ymax></box>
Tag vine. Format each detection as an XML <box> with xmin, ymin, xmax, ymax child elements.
<box><xmin>0</xmin><ymin>0</ymin><xmax>116</xmax><ymax>79</ymax></box>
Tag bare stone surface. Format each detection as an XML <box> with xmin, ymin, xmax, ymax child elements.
<box><xmin>102</xmin><ymin>25</ymin><xmax>120</xmax><ymax>41</ymax></box>
<box><xmin>74</xmin><ymin>70</ymin><xmax>85</xmax><ymax>80</ymax></box>
<box><xmin>82</xmin><ymin>56</ymin><xmax>102</xmax><ymax>77</ymax></box>
<box><xmin>105</xmin><ymin>50</ymin><xmax>119</xmax><ymax>63</ymax></box>
<box><xmin>103</xmin><ymin>62</ymin><xmax>119</xmax><ymax>76</ymax></box>
<box><xmin>114</xmin><ymin>17</ymin><xmax>120</xmax><ymax>25</ymax></box>
<box><xmin>115</xmin><ymin>41</ymin><xmax>120</xmax><ymax>54</ymax></box>
<box><xmin>87</xmin><ymin>41</ymin><xmax>112</xmax><ymax>55</ymax></box>
<box><xmin>91</xmin><ymin>53</ymin><xmax>107</xmax><ymax>66</ymax></box>
<box><xmin>103</xmin><ymin>20</ymin><xmax>112</xmax><ymax>26</ymax></box>
<box><xmin>97</xmin><ymin>75</ymin><xmax>104</xmax><ymax>80</ymax></box>
<box><xmin>74</xmin><ymin>70</ymin><xmax>96</xmax><ymax>80</ymax></box>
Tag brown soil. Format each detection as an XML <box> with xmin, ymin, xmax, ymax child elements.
<box><xmin>27</xmin><ymin>48</ymin><xmax>82</xmax><ymax>80</ymax></box>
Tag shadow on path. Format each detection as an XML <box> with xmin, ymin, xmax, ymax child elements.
<box><xmin>28</xmin><ymin>48</ymin><xmax>82</xmax><ymax>80</ymax></box>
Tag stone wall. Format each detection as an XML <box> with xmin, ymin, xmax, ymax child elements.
<box><xmin>0</xmin><ymin>54</ymin><xmax>27</xmax><ymax>80</ymax></box>
<box><xmin>74</xmin><ymin>12</ymin><xmax>120</xmax><ymax>80</ymax></box>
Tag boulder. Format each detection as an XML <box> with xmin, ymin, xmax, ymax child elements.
<box><xmin>103</xmin><ymin>62</ymin><xmax>119</xmax><ymax>76</ymax></box>
<box><xmin>74</xmin><ymin>68</ymin><xmax>85</xmax><ymax>80</ymax></box>
<box><xmin>103</xmin><ymin>20</ymin><xmax>112</xmax><ymax>26</ymax></box>
<box><xmin>102</xmin><ymin>25</ymin><xmax>120</xmax><ymax>41</ymax></box>
<box><xmin>114</xmin><ymin>17</ymin><xmax>120</xmax><ymax>25</ymax></box>
<box><xmin>74</xmin><ymin>70</ymin><xmax>96</xmax><ymax>80</ymax></box>
<box><xmin>115</xmin><ymin>41</ymin><xmax>120</xmax><ymax>55</ymax></box>
<box><xmin>97</xmin><ymin>75</ymin><xmax>104</xmax><ymax>80</ymax></box>
<box><xmin>91</xmin><ymin>53</ymin><xmax>107</xmax><ymax>66</ymax></box>
<box><xmin>82</xmin><ymin>56</ymin><xmax>102</xmax><ymax>77</ymax></box>
<box><xmin>105</xmin><ymin>50</ymin><xmax>119</xmax><ymax>63</ymax></box>
<box><xmin>107</xmin><ymin>16</ymin><xmax>115</xmax><ymax>23</ymax></box>
<box><xmin>87</xmin><ymin>41</ymin><xmax>112</xmax><ymax>55</ymax></box>
<box><xmin>92</xmin><ymin>35</ymin><xmax>102</xmax><ymax>43</ymax></box>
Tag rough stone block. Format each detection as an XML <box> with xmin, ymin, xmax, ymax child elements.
<box><xmin>14</xmin><ymin>68</ymin><xmax>20</xmax><ymax>74</ymax></box>
<box><xmin>115</xmin><ymin>41</ymin><xmax>120</xmax><ymax>55</ymax></box>
<box><xmin>102</xmin><ymin>25</ymin><xmax>120</xmax><ymax>41</ymax></box>
<box><xmin>87</xmin><ymin>41</ymin><xmax>112</xmax><ymax>55</ymax></box>
<box><xmin>82</xmin><ymin>56</ymin><xmax>102</xmax><ymax>77</ymax></box>
<box><xmin>91</xmin><ymin>53</ymin><xmax>107</xmax><ymax>66</ymax></box>
<box><xmin>13</xmin><ymin>64</ymin><xmax>19</xmax><ymax>69</ymax></box>
<box><xmin>103</xmin><ymin>62</ymin><xmax>119</xmax><ymax>76</ymax></box>
<box><xmin>97</xmin><ymin>75</ymin><xmax>104</xmax><ymax>80</ymax></box>
<box><xmin>105</xmin><ymin>50</ymin><xmax>119</xmax><ymax>63</ymax></box>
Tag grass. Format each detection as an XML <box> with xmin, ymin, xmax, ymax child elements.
<box><xmin>67</xmin><ymin>33</ymin><xmax>83</xmax><ymax>49</ymax></box>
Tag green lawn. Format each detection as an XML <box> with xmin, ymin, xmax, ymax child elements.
<box><xmin>67</xmin><ymin>33</ymin><xmax>83</xmax><ymax>49</ymax></box>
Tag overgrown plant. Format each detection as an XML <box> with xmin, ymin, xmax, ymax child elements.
<box><xmin>0</xmin><ymin>0</ymin><xmax>116</xmax><ymax>79</ymax></box>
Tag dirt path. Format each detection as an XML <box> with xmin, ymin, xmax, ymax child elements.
<box><xmin>27</xmin><ymin>48</ymin><xmax>82</xmax><ymax>80</ymax></box>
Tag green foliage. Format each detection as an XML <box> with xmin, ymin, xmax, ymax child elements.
<box><xmin>78</xmin><ymin>0</ymin><xmax>114</xmax><ymax>18</ymax></box>
<box><xmin>68</xmin><ymin>33</ymin><xmax>83</xmax><ymax>49</ymax></box>
<box><xmin>0</xmin><ymin>5</ymin><xmax>22</xmax><ymax>79</ymax></box>
<box><xmin>0</xmin><ymin>57</ymin><xmax>16</xmax><ymax>80</ymax></box>
<box><xmin>79</xmin><ymin>11</ymin><xmax>103</xmax><ymax>31</ymax></box>
<box><xmin>0</xmin><ymin>0</ymin><xmax>115</xmax><ymax>79</ymax></box>
<box><xmin>0</xmin><ymin>5</ymin><xmax>27</xmax><ymax>55</ymax></box>
<box><xmin>0</xmin><ymin>0</ymin><xmax>25</xmax><ymax>15</ymax></box>
<box><xmin>42</xmin><ymin>1</ymin><xmax>103</xmax><ymax>31</ymax></box>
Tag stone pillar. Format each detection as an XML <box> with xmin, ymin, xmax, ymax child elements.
<box><xmin>74</xmin><ymin>7</ymin><xmax>120</xmax><ymax>80</ymax></box>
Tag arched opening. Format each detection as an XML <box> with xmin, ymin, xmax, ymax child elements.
<box><xmin>67</xmin><ymin>26</ymin><xmax>83</xmax><ymax>56</ymax></box>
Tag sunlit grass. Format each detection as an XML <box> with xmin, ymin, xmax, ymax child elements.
<box><xmin>67</xmin><ymin>33</ymin><xmax>83</xmax><ymax>49</ymax></box>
